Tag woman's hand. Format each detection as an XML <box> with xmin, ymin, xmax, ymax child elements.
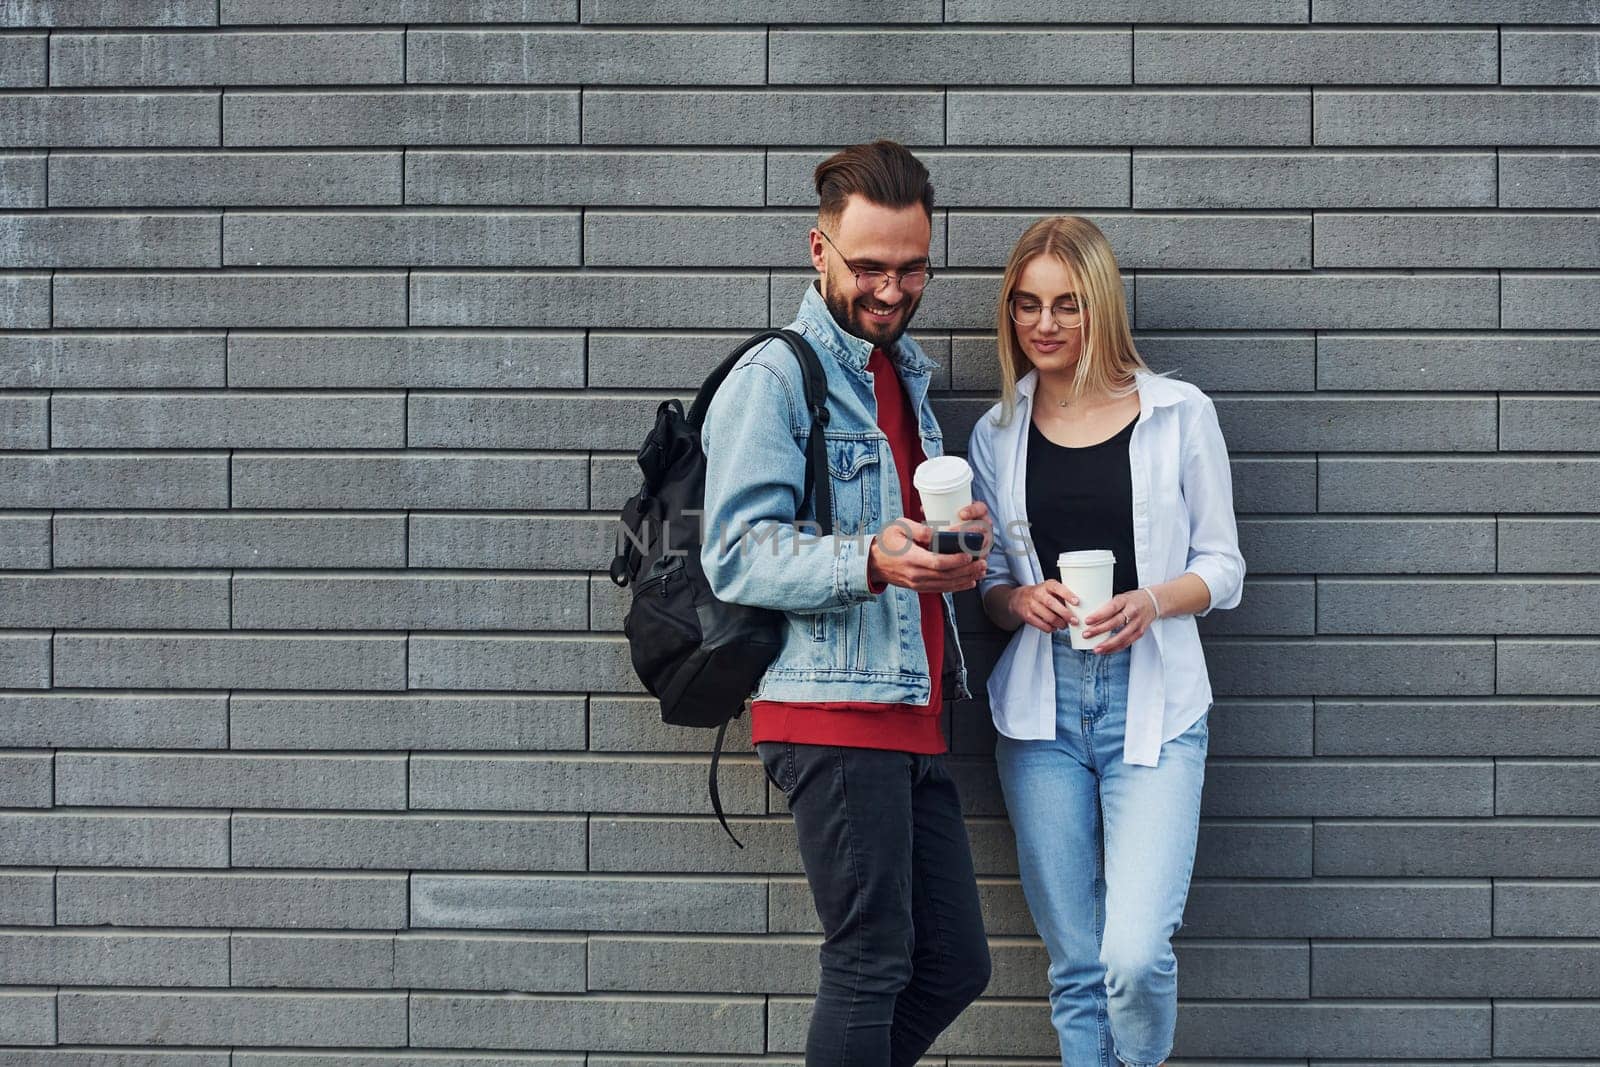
<box><xmin>1080</xmin><ymin>588</ymin><xmax>1159</xmax><ymax>654</ymax></box>
<box><xmin>1006</xmin><ymin>580</ymin><xmax>1079</xmax><ymax>634</ymax></box>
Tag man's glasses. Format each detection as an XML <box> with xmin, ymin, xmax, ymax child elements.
<box><xmin>817</xmin><ymin>228</ymin><xmax>934</xmax><ymax>295</ymax></box>
<box><xmin>1009</xmin><ymin>295</ymin><xmax>1083</xmax><ymax>328</ymax></box>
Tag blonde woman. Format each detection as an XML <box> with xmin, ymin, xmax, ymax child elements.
<box><xmin>967</xmin><ymin>216</ymin><xmax>1244</xmax><ymax>1067</ymax></box>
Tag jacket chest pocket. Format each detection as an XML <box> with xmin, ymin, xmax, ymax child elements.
<box><xmin>822</xmin><ymin>435</ymin><xmax>881</xmax><ymax>537</ymax></box>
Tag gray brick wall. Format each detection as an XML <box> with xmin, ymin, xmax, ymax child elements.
<box><xmin>1</xmin><ymin>0</ymin><xmax>1598</xmax><ymax>1061</ymax></box>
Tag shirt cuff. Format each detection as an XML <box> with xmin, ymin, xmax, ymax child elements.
<box><xmin>1184</xmin><ymin>560</ymin><xmax>1227</xmax><ymax>617</ymax></box>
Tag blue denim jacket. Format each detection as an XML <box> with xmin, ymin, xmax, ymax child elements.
<box><xmin>699</xmin><ymin>283</ymin><xmax>971</xmax><ymax>705</ymax></box>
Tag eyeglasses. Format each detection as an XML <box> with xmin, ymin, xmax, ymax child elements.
<box><xmin>817</xmin><ymin>228</ymin><xmax>934</xmax><ymax>295</ymax></box>
<box><xmin>1009</xmin><ymin>295</ymin><xmax>1083</xmax><ymax>328</ymax></box>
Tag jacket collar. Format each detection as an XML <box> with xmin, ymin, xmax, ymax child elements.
<box><xmin>796</xmin><ymin>281</ymin><xmax>937</xmax><ymax>379</ymax></box>
<box><xmin>1015</xmin><ymin>366</ymin><xmax>1185</xmax><ymax>418</ymax></box>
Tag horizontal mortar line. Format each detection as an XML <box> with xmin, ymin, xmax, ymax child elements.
<box><xmin>1</xmin><ymin>924</ymin><xmax>329</xmax><ymax>934</ymax></box>
<box><xmin>405</xmin><ymin>869</ymin><xmax>783</xmax><ymax>879</ymax></box>
<box><xmin>246</xmin><ymin>694</ymin><xmax>598</xmax><ymax>700</ymax></box>
<box><xmin>0</xmin><ymin>685</ymin><xmax>252</xmax><ymax>695</ymax></box>
<box><xmin>1210</xmin><ymin>755</ymin><xmax>1499</xmax><ymax>763</ymax></box>
<box><xmin>40</xmin><ymin>387</ymin><xmax>410</xmax><ymax>394</ymax></box>
<box><xmin>51</xmin><ymin>861</ymin><xmax>415</xmax><ymax>872</ymax></box>
<box><xmin>0</xmin><ymin>803</ymin><xmax>243</xmax><ymax>814</ymax></box>
<box><xmin>1309</xmin><ymin>206</ymin><xmax>1600</xmax><ymax>215</ymax></box>
<box><xmin>160</xmin><ymin>83</ymin><xmax>922</xmax><ymax>92</ymax></box>
<box><xmin>1312</xmin><ymin>450</ymin><xmax>1600</xmax><ymax>459</ymax></box>
<box><xmin>1317</xmin><ymin>573</ymin><xmax>1600</xmax><ymax>581</ymax></box>
<box><xmin>44</xmin><ymin>22</ymin><xmax>612</xmax><ymax>33</ymax></box>
<box><xmin>1209</xmin><ymin>389</ymin><xmax>1504</xmax><ymax>399</ymax></box>
<box><xmin>396</xmin><ymin>21</ymin><xmax>765</xmax><ymax>30</ymax></box>
<box><xmin>46</xmin><ymin>265</ymin><xmax>420</xmax><ymax>273</ymax></box>
<box><xmin>33</xmin><ymin>984</ymin><xmax>766</xmax><ymax>1000</ymax></box>
<box><xmin>53</xmin><ymin>206</ymin><xmax>591</xmax><ymax>215</ymax></box>
<box><xmin>44</xmin><ymin>627</ymin><xmax>610</xmax><ymax>636</ymax></box>
<box><xmin>226</xmin><ymin>927</ymin><xmax>469</xmax><ymax>934</ymax></box>
<box><xmin>1131</xmin><ymin>81</ymin><xmax>1511</xmax><ymax>90</ymax></box>
<box><xmin>2</xmin><ymin>206</ymin><xmax>230</xmax><ymax>215</ymax></box>
<box><xmin>572</xmin><ymin>206</ymin><xmax>1326</xmax><ymax>217</ymax></box>
<box><xmin>1189</xmin><ymin>875</ymin><xmax>1492</xmax><ymax>884</ymax></box>
<box><xmin>11</xmin><ymin>446</ymin><xmax>590</xmax><ymax>454</ymax></box>
<box><xmin>1311</xmin><ymin>816</ymin><xmax>1600</xmax><ymax>825</ymax></box>
<box><xmin>55</xmin><ymin>264</ymin><xmax>819</xmax><ymax>273</ymax></box>
<box><xmin>44</xmin><ymin>146</ymin><xmax>405</xmax><ymax>154</ymax></box>
<box><xmin>26</xmin><ymin>801</ymin><xmax>756</xmax><ymax>814</ymax></box>
<box><xmin>0</xmin><ymin>87</ymin><xmax>229</xmax><ymax>96</ymax></box>
<box><xmin>49</xmin><ymin>747</ymin><xmax>415</xmax><ymax>757</ymax></box>
<box><xmin>227</xmin><ymin>567</ymin><xmax>602</xmax><ymax>575</ymax></box>
<box><xmin>41</xmin><ymin>145</ymin><xmax>767</xmax><ymax>155</ymax></box>
<box><xmin>1308</xmin><ymin>694</ymin><xmax>1600</xmax><ymax>703</ymax></box>
<box><xmin>1128</xmin><ymin>266</ymin><xmax>1510</xmax><ymax>274</ymax></box>
<box><xmin>44</xmin><ymin>624</ymin><xmax>589</xmax><ymax>633</ymax></box>
<box><xmin>1130</xmin><ymin>144</ymin><xmax>1519</xmax><ymax>153</ymax></box>
<box><xmin>1116</xmin><ymin>21</ymin><xmax>1510</xmax><ymax>31</ymax></box>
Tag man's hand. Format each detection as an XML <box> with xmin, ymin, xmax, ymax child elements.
<box><xmin>867</xmin><ymin>515</ymin><xmax>987</xmax><ymax>593</ymax></box>
<box><xmin>949</xmin><ymin>500</ymin><xmax>994</xmax><ymax>558</ymax></box>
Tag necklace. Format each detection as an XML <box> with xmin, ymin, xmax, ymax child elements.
<box><xmin>1040</xmin><ymin>389</ymin><xmax>1077</xmax><ymax>410</ymax></box>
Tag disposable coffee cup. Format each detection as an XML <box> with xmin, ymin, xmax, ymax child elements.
<box><xmin>1058</xmin><ymin>549</ymin><xmax>1116</xmax><ymax>650</ymax></box>
<box><xmin>913</xmin><ymin>455</ymin><xmax>973</xmax><ymax>529</ymax></box>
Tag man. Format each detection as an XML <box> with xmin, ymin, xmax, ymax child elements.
<box><xmin>700</xmin><ymin>140</ymin><xmax>993</xmax><ymax>1067</ymax></box>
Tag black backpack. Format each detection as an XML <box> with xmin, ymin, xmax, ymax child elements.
<box><xmin>608</xmin><ymin>329</ymin><xmax>834</xmax><ymax>846</ymax></box>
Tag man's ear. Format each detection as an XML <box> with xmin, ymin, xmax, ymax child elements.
<box><xmin>808</xmin><ymin>227</ymin><xmax>827</xmax><ymax>275</ymax></box>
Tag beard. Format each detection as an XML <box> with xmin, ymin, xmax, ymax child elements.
<box><xmin>820</xmin><ymin>272</ymin><xmax>921</xmax><ymax>350</ymax></box>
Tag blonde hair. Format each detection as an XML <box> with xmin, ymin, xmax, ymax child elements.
<box><xmin>994</xmin><ymin>216</ymin><xmax>1151</xmax><ymax>426</ymax></box>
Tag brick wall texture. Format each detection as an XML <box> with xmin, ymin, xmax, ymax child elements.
<box><xmin>2</xmin><ymin>0</ymin><xmax>1600</xmax><ymax>1061</ymax></box>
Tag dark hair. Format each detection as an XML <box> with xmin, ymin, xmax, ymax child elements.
<box><xmin>813</xmin><ymin>140</ymin><xmax>934</xmax><ymax>225</ymax></box>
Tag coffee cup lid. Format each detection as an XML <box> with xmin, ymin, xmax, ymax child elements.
<box><xmin>1058</xmin><ymin>549</ymin><xmax>1115</xmax><ymax>567</ymax></box>
<box><xmin>913</xmin><ymin>455</ymin><xmax>972</xmax><ymax>494</ymax></box>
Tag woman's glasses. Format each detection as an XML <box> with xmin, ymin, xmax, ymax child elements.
<box><xmin>1009</xmin><ymin>295</ymin><xmax>1083</xmax><ymax>327</ymax></box>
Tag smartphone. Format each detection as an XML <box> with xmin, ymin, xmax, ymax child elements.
<box><xmin>934</xmin><ymin>529</ymin><xmax>987</xmax><ymax>556</ymax></box>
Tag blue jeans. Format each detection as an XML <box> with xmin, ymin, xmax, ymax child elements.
<box><xmin>994</xmin><ymin>638</ymin><xmax>1207</xmax><ymax>1067</ymax></box>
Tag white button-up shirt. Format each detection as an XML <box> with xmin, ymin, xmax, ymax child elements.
<box><xmin>967</xmin><ymin>368</ymin><xmax>1246</xmax><ymax>766</ymax></box>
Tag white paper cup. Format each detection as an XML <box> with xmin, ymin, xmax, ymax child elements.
<box><xmin>913</xmin><ymin>455</ymin><xmax>973</xmax><ymax>528</ymax></box>
<box><xmin>1058</xmin><ymin>549</ymin><xmax>1116</xmax><ymax>650</ymax></box>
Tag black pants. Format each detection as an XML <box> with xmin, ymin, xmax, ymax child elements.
<box><xmin>759</xmin><ymin>741</ymin><xmax>992</xmax><ymax>1067</ymax></box>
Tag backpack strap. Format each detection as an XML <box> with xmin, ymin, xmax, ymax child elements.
<box><xmin>708</xmin><ymin>719</ymin><xmax>741</xmax><ymax>849</ymax></box>
<box><xmin>777</xmin><ymin>329</ymin><xmax>834</xmax><ymax>537</ymax></box>
<box><xmin>687</xmin><ymin>328</ymin><xmax>834</xmax><ymax>535</ymax></box>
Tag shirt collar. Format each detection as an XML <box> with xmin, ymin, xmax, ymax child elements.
<box><xmin>797</xmin><ymin>281</ymin><xmax>936</xmax><ymax>378</ymax></box>
<box><xmin>1015</xmin><ymin>366</ymin><xmax>1184</xmax><ymax>414</ymax></box>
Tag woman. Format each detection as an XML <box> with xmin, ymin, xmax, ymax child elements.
<box><xmin>966</xmin><ymin>216</ymin><xmax>1245</xmax><ymax>1067</ymax></box>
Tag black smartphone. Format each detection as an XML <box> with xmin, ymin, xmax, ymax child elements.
<box><xmin>934</xmin><ymin>529</ymin><xmax>987</xmax><ymax>556</ymax></box>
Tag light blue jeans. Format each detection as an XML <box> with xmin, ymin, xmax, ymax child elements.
<box><xmin>994</xmin><ymin>636</ymin><xmax>1207</xmax><ymax>1067</ymax></box>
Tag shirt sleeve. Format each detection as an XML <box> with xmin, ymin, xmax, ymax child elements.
<box><xmin>1181</xmin><ymin>395</ymin><xmax>1246</xmax><ymax>615</ymax></box>
<box><xmin>700</xmin><ymin>357</ymin><xmax>878</xmax><ymax>614</ymax></box>
<box><xmin>968</xmin><ymin>412</ymin><xmax>1021</xmax><ymax>600</ymax></box>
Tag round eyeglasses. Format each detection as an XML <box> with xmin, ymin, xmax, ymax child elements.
<box><xmin>1009</xmin><ymin>296</ymin><xmax>1083</xmax><ymax>328</ymax></box>
<box><xmin>818</xmin><ymin>228</ymin><xmax>934</xmax><ymax>295</ymax></box>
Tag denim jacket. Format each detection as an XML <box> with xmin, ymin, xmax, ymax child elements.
<box><xmin>699</xmin><ymin>283</ymin><xmax>972</xmax><ymax>705</ymax></box>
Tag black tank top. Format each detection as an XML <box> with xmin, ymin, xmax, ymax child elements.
<box><xmin>1025</xmin><ymin>413</ymin><xmax>1140</xmax><ymax>596</ymax></box>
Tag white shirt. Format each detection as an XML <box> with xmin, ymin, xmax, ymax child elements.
<box><xmin>967</xmin><ymin>368</ymin><xmax>1246</xmax><ymax>766</ymax></box>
